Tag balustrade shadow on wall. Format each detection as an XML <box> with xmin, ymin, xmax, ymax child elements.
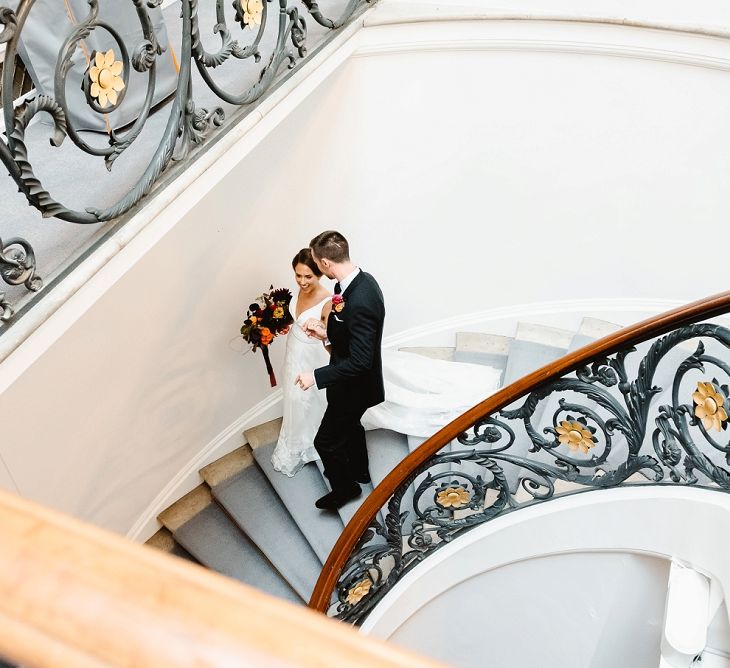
<box><xmin>0</xmin><ymin>0</ymin><xmax>370</xmax><ymax>324</ymax></box>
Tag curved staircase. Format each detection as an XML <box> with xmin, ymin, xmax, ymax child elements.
<box><xmin>145</xmin><ymin>317</ymin><xmax>622</xmax><ymax>604</ymax></box>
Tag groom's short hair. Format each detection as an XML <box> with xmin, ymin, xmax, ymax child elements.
<box><xmin>310</xmin><ymin>231</ymin><xmax>350</xmax><ymax>263</ymax></box>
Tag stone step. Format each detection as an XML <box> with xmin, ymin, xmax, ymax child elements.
<box><xmin>144</xmin><ymin>526</ymin><xmax>199</xmax><ymax>564</ymax></box>
<box><xmin>213</xmin><ymin>464</ymin><xmax>322</xmax><ymax>600</ymax></box>
<box><xmin>172</xmin><ymin>502</ymin><xmax>301</xmax><ymax>604</ymax></box>
<box><xmin>247</xmin><ymin>419</ymin><xmax>344</xmax><ymax>564</ymax></box>
<box><xmin>399</xmin><ymin>346</ymin><xmax>456</xmax><ymax>362</ymax></box>
<box><xmin>158</xmin><ymin>484</ymin><xmax>213</xmax><ymax>533</ymax></box>
<box><xmin>244</xmin><ymin>418</ymin><xmax>284</xmax><ymax>455</ymax></box>
<box><xmin>366</xmin><ymin>429</ymin><xmax>410</xmax><ymax>487</ymax></box>
<box><xmin>199</xmin><ymin>444</ymin><xmax>253</xmax><ymax>488</ymax></box>
<box><xmin>573</xmin><ymin>317</ymin><xmax>623</xmax><ymax>348</ymax></box>
<box><xmin>502</xmin><ymin>322</ymin><xmax>574</xmax><ymax>387</ymax></box>
<box><xmin>454</xmin><ymin>332</ymin><xmax>511</xmax><ymax>378</ymax></box>
<box><xmin>406</xmin><ymin>434</ymin><xmax>427</xmax><ymax>454</ymax></box>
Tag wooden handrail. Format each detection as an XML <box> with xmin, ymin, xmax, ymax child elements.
<box><xmin>0</xmin><ymin>488</ymin><xmax>447</xmax><ymax>667</ymax></box>
<box><xmin>308</xmin><ymin>290</ymin><xmax>730</xmax><ymax>612</ymax></box>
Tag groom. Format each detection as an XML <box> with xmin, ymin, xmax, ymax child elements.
<box><xmin>295</xmin><ymin>231</ymin><xmax>385</xmax><ymax>510</ymax></box>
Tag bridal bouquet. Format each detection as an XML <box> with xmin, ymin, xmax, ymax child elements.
<box><xmin>240</xmin><ymin>286</ymin><xmax>294</xmax><ymax>387</ymax></box>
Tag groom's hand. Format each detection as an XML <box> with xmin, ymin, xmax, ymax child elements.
<box><xmin>302</xmin><ymin>318</ymin><xmax>327</xmax><ymax>341</ymax></box>
<box><xmin>295</xmin><ymin>372</ymin><xmax>315</xmax><ymax>391</ymax></box>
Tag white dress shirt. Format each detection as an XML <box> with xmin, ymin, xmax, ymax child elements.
<box><xmin>338</xmin><ymin>267</ymin><xmax>360</xmax><ymax>294</ymax></box>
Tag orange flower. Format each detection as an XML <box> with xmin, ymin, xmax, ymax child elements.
<box><xmin>259</xmin><ymin>327</ymin><xmax>273</xmax><ymax>345</ymax></box>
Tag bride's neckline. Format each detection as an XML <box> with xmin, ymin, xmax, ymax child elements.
<box><xmin>295</xmin><ymin>290</ymin><xmax>331</xmax><ymax>320</ymax></box>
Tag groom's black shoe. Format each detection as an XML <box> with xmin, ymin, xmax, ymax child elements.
<box><xmin>354</xmin><ymin>471</ymin><xmax>371</xmax><ymax>484</ymax></box>
<box><xmin>315</xmin><ymin>484</ymin><xmax>361</xmax><ymax>511</ymax></box>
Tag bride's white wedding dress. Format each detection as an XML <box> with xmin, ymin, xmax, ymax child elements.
<box><xmin>271</xmin><ymin>293</ymin><xmax>503</xmax><ymax>477</ymax></box>
<box><xmin>271</xmin><ymin>295</ymin><xmax>331</xmax><ymax>476</ymax></box>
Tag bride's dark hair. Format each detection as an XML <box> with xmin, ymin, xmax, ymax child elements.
<box><xmin>292</xmin><ymin>248</ymin><xmax>322</xmax><ymax>277</ymax></box>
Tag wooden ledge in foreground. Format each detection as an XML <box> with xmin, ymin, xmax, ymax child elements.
<box><xmin>0</xmin><ymin>488</ymin><xmax>446</xmax><ymax>668</ymax></box>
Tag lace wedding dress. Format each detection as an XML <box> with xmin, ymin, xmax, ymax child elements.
<box><xmin>271</xmin><ymin>294</ymin><xmax>503</xmax><ymax>476</ymax></box>
<box><xmin>271</xmin><ymin>295</ymin><xmax>331</xmax><ymax>476</ymax></box>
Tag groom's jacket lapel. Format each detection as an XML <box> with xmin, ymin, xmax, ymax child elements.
<box><xmin>314</xmin><ymin>271</ymin><xmax>385</xmax><ymax>407</ymax></box>
<box><xmin>341</xmin><ymin>270</ymin><xmax>364</xmax><ymax>299</ymax></box>
<box><xmin>326</xmin><ymin>270</ymin><xmax>364</xmax><ymax>334</ymax></box>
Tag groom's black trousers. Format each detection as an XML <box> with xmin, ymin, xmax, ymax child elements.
<box><xmin>314</xmin><ymin>393</ymin><xmax>370</xmax><ymax>492</ymax></box>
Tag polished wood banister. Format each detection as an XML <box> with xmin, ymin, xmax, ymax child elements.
<box><xmin>308</xmin><ymin>290</ymin><xmax>730</xmax><ymax>612</ymax></box>
<box><xmin>0</xmin><ymin>488</ymin><xmax>447</xmax><ymax>667</ymax></box>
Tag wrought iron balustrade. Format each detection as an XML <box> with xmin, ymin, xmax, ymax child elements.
<box><xmin>0</xmin><ymin>0</ymin><xmax>372</xmax><ymax>322</ymax></box>
<box><xmin>308</xmin><ymin>292</ymin><xmax>730</xmax><ymax>625</ymax></box>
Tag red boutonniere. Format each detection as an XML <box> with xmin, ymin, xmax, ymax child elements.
<box><xmin>332</xmin><ymin>294</ymin><xmax>345</xmax><ymax>313</ymax></box>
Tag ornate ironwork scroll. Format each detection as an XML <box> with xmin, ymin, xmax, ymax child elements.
<box><xmin>330</xmin><ymin>323</ymin><xmax>730</xmax><ymax>625</ymax></box>
<box><xmin>0</xmin><ymin>0</ymin><xmax>372</xmax><ymax>319</ymax></box>
<box><xmin>0</xmin><ymin>237</ymin><xmax>42</xmax><ymax>321</ymax></box>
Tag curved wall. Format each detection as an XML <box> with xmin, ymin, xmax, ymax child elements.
<box><xmin>1</xmin><ymin>5</ymin><xmax>730</xmax><ymax>534</ymax></box>
<box><xmin>385</xmin><ymin>551</ymin><xmax>669</xmax><ymax>667</ymax></box>
<box><xmin>361</xmin><ymin>487</ymin><xmax>730</xmax><ymax>666</ymax></box>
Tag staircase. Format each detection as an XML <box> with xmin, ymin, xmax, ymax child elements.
<box><xmin>146</xmin><ymin>317</ymin><xmax>621</xmax><ymax>605</ymax></box>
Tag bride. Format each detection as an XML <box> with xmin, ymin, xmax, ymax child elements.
<box><xmin>271</xmin><ymin>249</ymin><xmax>502</xmax><ymax>477</ymax></box>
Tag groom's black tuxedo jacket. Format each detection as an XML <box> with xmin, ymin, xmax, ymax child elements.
<box><xmin>314</xmin><ymin>271</ymin><xmax>385</xmax><ymax>408</ymax></box>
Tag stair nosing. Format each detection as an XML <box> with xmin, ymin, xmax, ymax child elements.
<box><xmin>199</xmin><ymin>444</ymin><xmax>254</xmax><ymax>488</ymax></box>
<box><xmin>515</xmin><ymin>322</ymin><xmax>575</xmax><ymax>349</ymax></box>
<box><xmin>158</xmin><ymin>484</ymin><xmax>213</xmax><ymax>532</ymax></box>
<box><xmin>145</xmin><ymin>527</ymin><xmax>177</xmax><ymax>553</ymax></box>
<box><xmin>577</xmin><ymin>317</ymin><xmax>622</xmax><ymax>339</ymax></box>
<box><xmin>455</xmin><ymin>332</ymin><xmax>512</xmax><ymax>355</ymax></box>
<box><xmin>244</xmin><ymin>417</ymin><xmax>283</xmax><ymax>451</ymax></box>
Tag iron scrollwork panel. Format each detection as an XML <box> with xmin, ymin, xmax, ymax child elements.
<box><xmin>0</xmin><ymin>237</ymin><xmax>42</xmax><ymax>321</ymax></box>
<box><xmin>0</xmin><ymin>0</ymin><xmax>372</xmax><ymax>319</ymax></box>
<box><xmin>332</xmin><ymin>323</ymin><xmax>730</xmax><ymax>625</ymax></box>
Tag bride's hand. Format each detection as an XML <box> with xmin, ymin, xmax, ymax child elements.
<box><xmin>302</xmin><ymin>318</ymin><xmax>327</xmax><ymax>341</ymax></box>
<box><xmin>295</xmin><ymin>372</ymin><xmax>315</xmax><ymax>391</ymax></box>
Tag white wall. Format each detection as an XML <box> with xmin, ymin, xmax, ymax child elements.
<box><xmin>389</xmin><ymin>552</ymin><xmax>668</xmax><ymax>668</ymax></box>
<box><xmin>375</xmin><ymin>0</ymin><xmax>730</xmax><ymax>30</ymax></box>
<box><xmin>337</xmin><ymin>24</ymin><xmax>730</xmax><ymax>329</ymax></box>
<box><xmin>2</xmin><ymin>6</ymin><xmax>730</xmax><ymax>534</ymax></box>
